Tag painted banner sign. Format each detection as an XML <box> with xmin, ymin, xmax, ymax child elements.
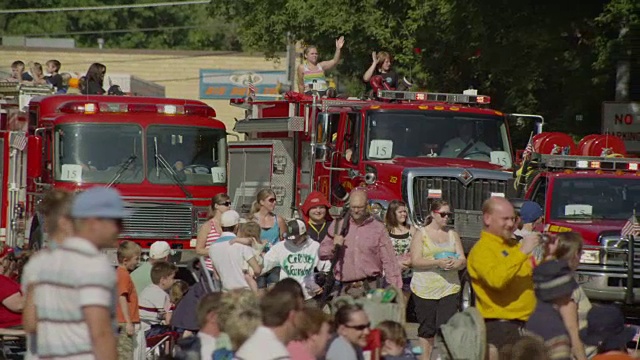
<box><xmin>199</xmin><ymin>69</ymin><xmax>287</xmax><ymax>99</ymax></box>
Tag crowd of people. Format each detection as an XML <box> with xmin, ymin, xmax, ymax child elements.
<box><xmin>0</xmin><ymin>185</ymin><xmax>638</xmax><ymax>360</ymax></box>
<box><xmin>3</xmin><ymin>59</ymin><xmax>111</xmax><ymax>95</ymax></box>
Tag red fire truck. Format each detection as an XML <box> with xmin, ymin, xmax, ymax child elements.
<box><xmin>0</xmin><ymin>84</ymin><xmax>227</xmax><ymax>264</ymax></box>
<box><xmin>518</xmin><ymin>132</ymin><xmax>640</xmax><ymax>304</ymax></box>
<box><xmin>227</xmin><ymin>89</ymin><xmax>529</xmax><ymax>251</ymax></box>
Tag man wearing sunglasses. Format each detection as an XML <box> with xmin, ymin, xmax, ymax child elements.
<box><xmin>319</xmin><ymin>189</ymin><xmax>402</xmax><ymax>297</ymax></box>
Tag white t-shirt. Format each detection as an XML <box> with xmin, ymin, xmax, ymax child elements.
<box><xmin>197</xmin><ymin>332</ymin><xmax>217</xmax><ymax>360</ymax></box>
<box><xmin>235</xmin><ymin>326</ymin><xmax>290</xmax><ymax>360</ymax></box>
<box><xmin>208</xmin><ymin>241</ymin><xmax>256</xmax><ymax>291</ymax></box>
<box><xmin>262</xmin><ymin>238</ymin><xmax>320</xmax><ymax>300</ymax></box>
<box><xmin>139</xmin><ymin>284</ymin><xmax>171</xmax><ymax>332</ymax></box>
<box><xmin>33</xmin><ymin>237</ymin><xmax>116</xmax><ymax>360</ymax></box>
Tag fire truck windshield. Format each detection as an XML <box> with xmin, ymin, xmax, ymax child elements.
<box><xmin>550</xmin><ymin>177</ymin><xmax>640</xmax><ymax>220</ymax></box>
<box><xmin>146</xmin><ymin>125</ymin><xmax>227</xmax><ymax>185</ymax></box>
<box><xmin>365</xmin><ymin>111</ymin><xmax>512</xmax><ymax>167</ymax></box>
<box><xmin>55</xmin><ymin>124</ymin><xmax>144</xmax><ymax>184</ymax></box>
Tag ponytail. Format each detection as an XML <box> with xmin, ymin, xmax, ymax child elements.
<box><xmin>249</xmin><ymin>201</ymin><xmax>261</xmax><ymax>218</ymax></box>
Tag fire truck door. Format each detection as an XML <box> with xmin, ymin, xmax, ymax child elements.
<box><xmin>332</xmin><ymin>112</ymin><xmax>362</xmax><ymax>197</ymax></box>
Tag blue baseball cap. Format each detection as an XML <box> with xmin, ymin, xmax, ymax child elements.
<box><xmin>520</xmin><ymin>201</ymin><xmax>543</xmax><ymax>224</ymax></box>
<box><xmin>71</xmin><ymin>187</ymin><xmax>132</xmax><ymax>219</ymax></box>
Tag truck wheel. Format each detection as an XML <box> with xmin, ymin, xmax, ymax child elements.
<box><xmin>460</xmin><ymin>270</ymin><xmax>475</xmax><ymax>310</ymax></box>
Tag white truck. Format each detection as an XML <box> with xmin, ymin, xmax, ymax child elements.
<box><xmin>106</xmin><ymin>74</ymin><xmax>165</xmax><ymax>97</ymax></box>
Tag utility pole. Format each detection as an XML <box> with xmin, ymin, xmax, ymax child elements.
<box><xmin>285</xmin><ymin>32</ymin><xmax>296</xmax><ymax>91</ymax></box>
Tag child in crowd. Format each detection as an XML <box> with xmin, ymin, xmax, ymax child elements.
<box><xmin>139</xmin><ymin>261</ymin><xmax>177</xmax><ymax>335</ymax></box>
<box><xmin>45</xmin><ymin>59</ymin><xmax>64</xmax><ymax>90</ymax></box>
<box><xmin>170</xmin><ymin>280</ymin><xmax>190</xmax><ymax>310</ymax></box>
<box><xmin>116</xmin><ymin>240</ymin><xmax>142</xmax><ymax>360</ymax></box>
<box><xmin>377</xmin><ymin>320</ymin><xmax>418</xmax><ymax>360</ymax></box>
<box><xmin>28</xmin><ymin>62</ymin><xmax>47</xmax><ymax>85</ymax></box>
<box><xmin>581</xmin><ymin>305</ymin><xmax>636</xmax><ymax>360</ymax></box>
<box><xmin>525</xmin><ymin>259</ymin><xmax>577</xmax><ymax>360</ymax></box>
<box><xmin>8</xmin><ymin>60</ymin><xmax>33</xmax><ymax>82</ymax></box>
<box><xmin>237</xmin><ymin>221</ymin><xmax>267</xmax><ymax>292</ymax></box>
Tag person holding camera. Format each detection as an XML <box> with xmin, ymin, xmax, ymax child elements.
<box><xmin>467</xmin><ymin>197</ymin><xmax>541</xmax><ymax>360</ymax></box>
<box><xmin>319</xmin><ymin>189</ymin><xmax>402</xmax><ymax>298</ymax></box>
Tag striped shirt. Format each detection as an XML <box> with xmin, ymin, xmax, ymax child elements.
<box><xmin>33</xmin><ymin>237</ymin><xmax>117</xmax><ymax>360</ymax></box>
<box><xmin>204</xmin><ymin>219</ymin><xmax>221</xmax><ymax>271</ymax></box>
<box><xmin>303</xmin><ymin>63</ymin><xmax>327</xmax><ymax>92</ymax></box>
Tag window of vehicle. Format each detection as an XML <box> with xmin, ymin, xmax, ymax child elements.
<box><xmin>54</xmin><ymin>123</ymin><xmax>143</xmax><ymax>184</ymax></box>
<box><xmin>365</xmin><ymin>111</ymin><xmax>512</xmax><ymax>168</ymax></box>
<box><xmin>146</xmin><ymin>125</ymin><xmax>227</xmax><ymax>186</ymax></box>
<box><xmin>343</xmin><ymin>113</ymin><xmax>361</xmax><ymax>164</ymax></box>
<box><xmin>550</xmin><ymin>177</ymin><xmax>640</xmax><ymax>220</ymax></box>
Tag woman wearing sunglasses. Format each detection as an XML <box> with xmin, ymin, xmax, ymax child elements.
<box><xmin>409</xmin><ymin>199</ymin><xmax>466</xmax><ymax>360</ymax></box>
<box><xmin>250</xmin><ymin>189</ymin><xmax>287</xmax><ymax>290</ymax></box>
<box><xmin>326</xmin><ymin>304</ymin><xmax>371</xmax><ymax>360</ymax></box>
<box><xmin>196</xmin><ymin>193</ymin><xmax>232</xmax><ymax>273</ymax></box>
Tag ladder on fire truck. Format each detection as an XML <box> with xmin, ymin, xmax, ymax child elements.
<box><xmin>0</xmin><ymin>83</ymin><xmax>55</xmax><ymax>249</ymax></box>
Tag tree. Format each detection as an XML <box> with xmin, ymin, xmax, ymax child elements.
<box><xmin>0</xmin><ymin>0</ymin><xmax>241</xmax><ymax>51</ymax></box>
<box><xmin>211</xmin><ymin>0</ymin><xmax>625</xmax><ymax>146</ymax></box>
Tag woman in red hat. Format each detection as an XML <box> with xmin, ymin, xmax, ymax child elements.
<box><xmin>301</xmin><ymin>191</ymin><xmax>333</xmax><ymax>243</ymax></box>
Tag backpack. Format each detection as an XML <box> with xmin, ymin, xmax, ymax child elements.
<box><xmin>434</xmin><ymin>307</ymin><xmax>486</xmax><ymax>360</ymax></box>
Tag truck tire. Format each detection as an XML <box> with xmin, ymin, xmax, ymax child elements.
<box><xmin>459</xmin><ymin>270</ymin><xmax>475</xmax><ymax>311</ymax></box>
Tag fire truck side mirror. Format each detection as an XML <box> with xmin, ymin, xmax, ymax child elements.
<box><xmin>27</xmin><ymin>135</ymin><xmax>43</xmax><ymax>179</ymax></box>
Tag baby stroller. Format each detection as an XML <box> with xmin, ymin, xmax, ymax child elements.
<box><xmin>146</xmin><ymin>258</ymin><xmax>217</xmax><ymax>359</ymax></box>
<box><xmin>170</xmin><ymin>257</ymin><xmax>218</xmax><ymax>332</ymax></box>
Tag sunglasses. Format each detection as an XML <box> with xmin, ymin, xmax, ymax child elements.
<box><xmin>345</xmin><ymin>323</ymin><xmax>370</xmax><ymax>331</ymax></box>
<box><xmin>267</xmin><ymin>198</ymin><xmax>276</xmax><ymax>203</ymax></box>
<box><xmin>218</xmin><ymin>202</ymin><xmax>231</xmax><ymax>207</ymax></box>
<box><xmin>434</xmin><ymin>211</ymin><xmax>453</xmax><ymax>218</ymax></box>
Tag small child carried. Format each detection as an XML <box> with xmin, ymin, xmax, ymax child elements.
<box><xmin>235</xmin><ymin>221</ymin><xmax>267</xmax><ymax>293</ymax></box>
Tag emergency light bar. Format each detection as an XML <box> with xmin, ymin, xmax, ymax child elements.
<box><xmin>542</xmin><ymin>155</ymin><xmax>639</xmax><ymax>172</ymax></box>
<box><xmin>377</xmin><ymin>90</ymin><xmax>491</xmax><ymax>104</ymax></box>
<box><xmin>58</xmin><ymin>101</ymin><xmax>216</xmax><ymax>117</ymax></box>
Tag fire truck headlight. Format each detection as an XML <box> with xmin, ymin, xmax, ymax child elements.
<box><xmin>580</xmin><ymin>250</ymin><xmax>600</xmax><ymax>264</ymax></box>
<box><xmin>364</xmin><ymin>172</ymin><xmax>377</xmax><ymax>185</ymax></box>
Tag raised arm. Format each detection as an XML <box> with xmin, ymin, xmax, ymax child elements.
<box><xmin>319</xmin><ymin>36</ymin><xmax>345</xmax><ymax>71</ymax></box>
<box><xmin>363</xmin><ymin>51</ymin><xmax>378</xmax><ymax>82</ymax></box>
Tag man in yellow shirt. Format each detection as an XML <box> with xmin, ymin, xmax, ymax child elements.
<box><xmin>468</xmin><ymin>197</ymin><xmax>541</xmax><ymax>358</ymax></box>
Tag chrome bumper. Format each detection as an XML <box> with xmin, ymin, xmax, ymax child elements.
<box><xmin>577</xmin><ymin>266</ymin><xmax>639</xmax><ymax>303</ymax></box>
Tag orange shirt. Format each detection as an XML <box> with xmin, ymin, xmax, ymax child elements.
<box><xmin>116</xmin><ymin>266</ymin><xmax>140</xmax><ymax>323</ymax></box>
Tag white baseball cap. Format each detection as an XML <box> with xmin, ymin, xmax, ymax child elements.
<box><xmin>149</xmin><ymin>241</ymin><xmax>174</xmax><ymax>259</ymax></box>
<box><xmin>221</xmin><ymin>210</ymin><xmax>241</xmax><ymax>227</ymax></box>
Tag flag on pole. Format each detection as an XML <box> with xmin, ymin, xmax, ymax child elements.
<box><xmin>621</xmin><ymin>212</ymin><xmax>640</xmax><ymax>238</ymax></box>
<box><xmin>247</xmin><ymin>76</ymin><xmax>256</xmax><ymax>97</ymax></box>
<box><xmin>11</xmin><ymin>134</ymin><xmax>27</xmax><ymax>151</ymax></box>
<box><xmin>522</xmin><ymin>132</ymin><xmax>534</xmax><ymax>160</ymax></box>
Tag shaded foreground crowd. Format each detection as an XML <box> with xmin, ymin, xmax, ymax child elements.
<box><xmin>0</xmin><ymin>186</ymin><xmax>639</xmax><ymax>360</ymax></box>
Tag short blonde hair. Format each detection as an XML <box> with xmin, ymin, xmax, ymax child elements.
<box><xmin>216</xmin><ymin>290</ymin><xmax>261</xmax><ymax>350</ymax></box>
<box><xmin>239</xmin><ymin>221</ymin><xmax>261</xmax><ymax>241</ymax></box>
<box><xmin>376</xmin><ymin>51</ymin><xmax>393</xmax><ymax>65</ymax></box>
<box><xmin>116</xmin><ymin>240</ymin><xmax>140</xmax><ymax>263</ymax></box>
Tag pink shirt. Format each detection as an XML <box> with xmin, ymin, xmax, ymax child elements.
<box><xmin>286</xmin><ymin>341</ymin><xmax>315</xmax><ymax>360</ymax></box>
<box><xmin>319</xmin><ymin>216</ymin><xmax>402</xmax><ymax>288</ymax></box>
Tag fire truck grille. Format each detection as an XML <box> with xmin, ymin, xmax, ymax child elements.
<box><xmin>413</xmin><ymin>177</ymin><xmax>508</xmax><ymax>239</ymax></box>
<box><xmin>121</xmin><ymin>202</ymin><xmax>194</xmax><ymax>239</ymax></box>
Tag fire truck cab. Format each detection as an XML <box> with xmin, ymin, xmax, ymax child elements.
<box><xmin>0</xmin><ymin>84</ymin><xmax>227</xmax><ymax>265</ymax></box>
<box><xmin>518</xmin><ymin>133</ymin><xmax>640</xmax><ymax>303</ymax></box>
<box><xmin>228</xmin><ymin>89</ymin><xmax>522</xmax><ymax>250</ymax></box>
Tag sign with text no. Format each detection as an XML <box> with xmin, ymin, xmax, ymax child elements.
<box><xmin>602</xmin><ymin>102</ymin><xmax>640</xmax><ymax>153</ymax></box>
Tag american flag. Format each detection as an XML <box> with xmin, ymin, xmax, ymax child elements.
<box><xmin>621</xmin><ymin>213</ymin><xmax>640</xmax><ymax>238</ymax></box>
<box><xmin>522</xmin><ymin>133</ymin><xmax>534</xmax><ymax>159</ymax></box>
<box><xmin>247</xmin><ymin>77</ymin><xmax>256</xmax><ymax>97</ymax></box>
<box><xmin>11</xmin><ymin>134</ymin><xmax>27</xmax><ymax>151</ymax></box>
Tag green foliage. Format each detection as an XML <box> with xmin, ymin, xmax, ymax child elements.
<box><xmin>0</xmin><ymin>0</ymin><xmax>240</xmax><ymax>51</ymax></box>
<box><xmin>211</xmin><ymin>0</ymin><xmax>636</xmax><ymax>146</ymax></box>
